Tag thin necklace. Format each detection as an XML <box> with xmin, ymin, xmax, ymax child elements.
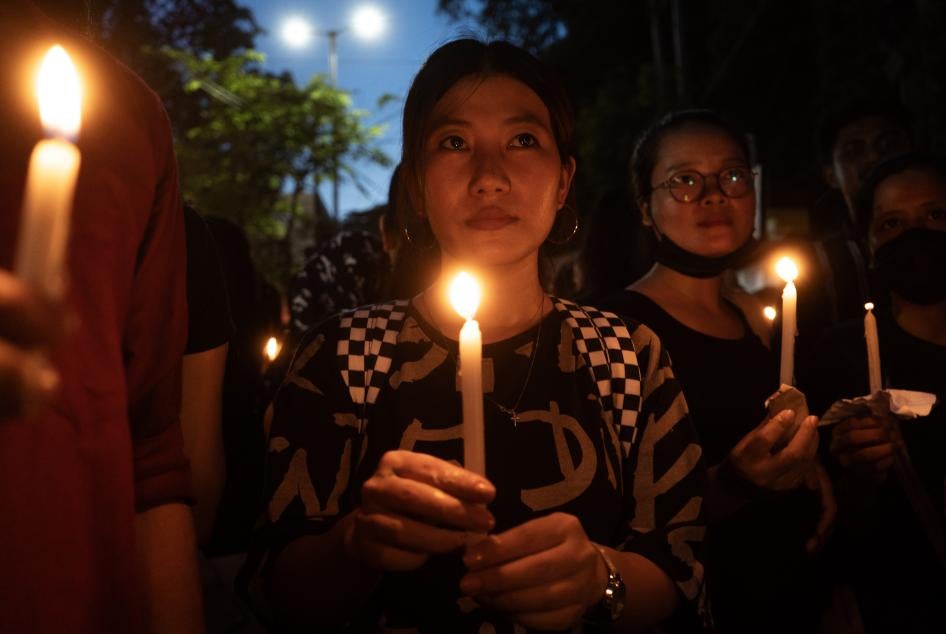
<box><xmin>421</xmin><ymin>291</ymin><xmax>546</xmax><ymax>427</ymax></box>
<box><xmin>485</xmin><ymin>314</ymin><xmax>542</xmax><ymax>427</ymax></box>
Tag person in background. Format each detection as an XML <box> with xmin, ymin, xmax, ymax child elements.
<box><xmin>801</xmin><ymin>152</ymin><xmax>946</xmax><ymax>634</ymax></box>
<box><xmin>0</xmin><ymin>2</ymin><xmax>202</xmax><ymax>631</ymax></box>
<box><xmin>242</xmin><ymin>39</ymin><xmax>706</xmax><ymax>632</ymax></box>
<box><xmin>599</xmin><ymin>109</ymin><xmax>833</xmax><ymax>633</ymax></box>
<box><xmin>798</xmin><ymin>96</ymin><xmax>916</xmax><ymax>341</ymax></box>
<box><xmin>182</xmin><ymin>204</ymin><xmax>233</xmax><ymax>546</ymax></box>
<box><xmin>287</xmin><ymin>230</ymin><xmax>387</xmax><ymax>343</ymax></box>
<box><xmin>201</xmin><ymin>216</ymin><xmax>282</xmax><ymax>558</ymax></box>
<box><xmin>816</xmin><ymin>96</ymin><xmax>914</xmax><ymax>238</ymax></box>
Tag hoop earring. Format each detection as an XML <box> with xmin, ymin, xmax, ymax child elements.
<box><xmin>546</xmin><ymin>204</ymin><xmax>579</xmax><ymax>245</ymax></box>
<box><xmin>401</xmin><ymin>219</ymin><xmax>437</xmax><ymax>251</ymax></box>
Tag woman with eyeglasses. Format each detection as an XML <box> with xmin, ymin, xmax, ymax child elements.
<box><xmin>599</xmin><ymin>110</ymin><xmax>833</xmax><ymax>632</ymax></box>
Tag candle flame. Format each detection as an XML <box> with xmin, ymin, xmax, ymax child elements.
<box><xmin>763</xmin><ymin>306</ymin><xmax>777</xmax><ymax>321</ymax></box>
<box><xmin>448</xmin><ymin>272</ymin><xmax>481</xmax><ymax>321</ymax></box>
<box><xmin>775</xmin><ymin>257</ymin><xmax>798</xmax><ymax>283</ymax></box>
<box><xmin>864</xmin><ymin>302</ymin><xmax>875</xmax><ymax>311</ymax></box>
<box><xmin>264</xmin><ymin>336</ymin><xmax>281</xmax><ymax>361</ymax></box>
<box><xmin>37</xmin><ymin>45</ymin><xmax>81</xmax><ymax>139</ymax></box>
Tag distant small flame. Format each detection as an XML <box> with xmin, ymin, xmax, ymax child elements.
<box><xmin>763</xmin><ymin>306</ymin><xmax>777</xmax><ymax>321</ymax></box>
<box><xmin>775</xmin><ymin>257</ymin><xmax>798</xmax><ymax>283</ymax></box>
<box><xmin>448</xmin><ymin>272</ymin><xmax>481</xmax><ymax>321</ymax></box>
<box><xmin>864</xmin><ymin>302</ymin><xmax>875</xmax><ymax>311</ymax></box>
<box><xmin>264</xmin><ymin>336</ymin><xmax>281</xmax><ymax>362</ymax></box>
<box><xmin>37</xmin><ymin>45</ymin><xmax>81</xmax><ymax>139</ymax></box>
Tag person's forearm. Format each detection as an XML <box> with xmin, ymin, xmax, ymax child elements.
<box><xmin>271</xmin><ymin>512</ymin><xmax>383</xmax><ymax>628</ymax></box>
<box><xmin>604</xmin><ymin>548</ymin><xmax>680</xmax><ymax>632</ymax></box>
<box><xmin>135</xmin><ymin>503</ymin><xmax>204</xmax><ymax>634</ymax></box>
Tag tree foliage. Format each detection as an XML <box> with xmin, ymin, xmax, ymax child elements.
<box><xmin>168</xmin><ymin>49</ymin><xmax>390</xmax><ymax>285</ymax></box>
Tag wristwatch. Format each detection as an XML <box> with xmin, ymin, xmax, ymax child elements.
<box><xmin>584</xmin><ymin>544</ymin><xmax>626</xmax><ymax>625</ymax></box>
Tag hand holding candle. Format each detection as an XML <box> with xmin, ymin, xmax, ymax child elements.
<box><xmin>864</xmin><ymin>302</ymin><xmax>882</xmax><ymax>394</ymax></box>
<box><xmin>776</xmin><ymin>257</ymin><xmax>798</xmax><ymax>386</ymax></box>
<box><xmin>15</xmin><ymin>45</ymin><xmax>82</xmax><ymax>300</ymax></box>
<box><xmin>449</xmin><ymin>272</ymin><xmax>485</xmax><ymax>476</ymax></box>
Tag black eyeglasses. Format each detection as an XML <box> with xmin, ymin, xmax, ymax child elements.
<box><xmin>650</xmin><ymin>167</ymin><xmax>755</xmax><ymax>203</ymax></box>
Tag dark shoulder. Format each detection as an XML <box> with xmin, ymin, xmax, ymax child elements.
<box><xmin>597</xmin><ymin>289</ymin><xmax>663</xmax><ymax>322</ymax></box>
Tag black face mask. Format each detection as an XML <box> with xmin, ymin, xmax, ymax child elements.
<box><xmin>653</xmin><ymin>230</ymin><xmax>758</xmax><ymax>278</ymax></box>
<box><xmin>873</xmin><ymin>228</ymin><xmax>946</xmax><ymax>305</ymax></box>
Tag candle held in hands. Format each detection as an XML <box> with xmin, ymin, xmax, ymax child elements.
<box><xmin>449</xmin><ymin>272</ymin><xmax>485</xmax><ymax>476</ymax></box>
<box><xmin>864</xmin><ymin>302</ymin><xmax>882</xmax><ymax>394</ymax></box>
<box><xmin>15</xmin><ymin>45</ymin><xmax>82</xmax><ymax>299</ymax></box>
<box><xmin>776</xmin><ymin>257</ymin><xmax>798</xmax><ymax>386</ymax></box>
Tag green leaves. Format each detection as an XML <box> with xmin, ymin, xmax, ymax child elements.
<box><xmin>169</xmin><ymin>48</ymin><xmax>390</xmax><ymax>286</ymax></box>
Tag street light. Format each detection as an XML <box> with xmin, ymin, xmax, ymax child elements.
<box><xmin>279</xmin><ymin>5</ymin><xmax>387</xmax><ymax>217</ymax></box>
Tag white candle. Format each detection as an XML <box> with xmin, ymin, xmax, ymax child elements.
<box><xmin>449</xmin><ymin>272</ymin><xmax>485</xmax><ymax>476</ymax></box>
<box><xmin>864</xmin><ymin>302</ymin><xmax>882</xmax><ymax>394</ymax></box>
<box><xmin>776</xmin><ymin>257</ymin><xmax>798</xmax><ymax>386</ymax></box>
<box><xmin>15</xmin><ymin>45</ymin><xmax>82</xmax><ymax>299</ymax></box>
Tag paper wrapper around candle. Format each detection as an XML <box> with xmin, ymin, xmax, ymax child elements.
<box><xmin>818</xmin><ymin>389</ymin><xmax>937</xmax><ymax>427</ymax></box>
<box><xmin>765</xmin><ymin>384</ymin><xmax>809</xmax><ymax>452</ymax></box>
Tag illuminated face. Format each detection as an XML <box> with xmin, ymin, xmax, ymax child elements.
<box><xmin>829</xmin><ymin>115</ymin><xmax>911</xmax><ymax>215</ymax></box>
<box><xmin>421</xmin><ymin>75</ymin><xmax>575</xmax><ymax>269</ymax></box>
<box><xmin>869</xmin><ymin>168</ymin><xmax>946</xmax><ymax>251</ymax></box>
<box><xmin>645</xmin><ymin>124</ymin><xmax>755</xmax><ymax>257</ymax></box>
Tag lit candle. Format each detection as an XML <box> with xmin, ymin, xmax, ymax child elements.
<box><xmin>264</xmin><ymin>336</ymin><xmax>282</xmax><ymax>362</ymax></box>
<box><xmin>15</xmin><ymin>45</ymin><xmax>82</xmax><ymax>299</ymax></box>
<box><xmin>449</xmin><ymin>272</ymin><xmax>484</xmax><ymax>476</ymax></box>
<box><xmin>776</xmin><ymin>257</ymin><xmax>798</xmax><ymax>386</ymax></box>
<box><xmin>763</xmin><ymin>306</ymin><xmax>777</xmax><ymax>322</ymax></box>
<box><xmin>864</xmin><ymin>302</ymin><xmax>882</xmax><ymax>394</ymax></box>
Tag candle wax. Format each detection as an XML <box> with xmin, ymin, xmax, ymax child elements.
<box><xmin>15</xmin><ymin>138</ymin><xmax>80</xmax><ymax>299</ymax></box>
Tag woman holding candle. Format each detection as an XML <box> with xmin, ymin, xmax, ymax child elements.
<box><xmin>245</xmin><ymin>40</ymin><xmax>705</xmax><ymax>632</ymax></box>
<box><xmin>800</xmin><ymin>152</ymin><xmax>946</xmax><ymax>634</ymax></box>
<box><xmin>598</xmin><ymin>110</ymin><xmax>832</xmax><ymax>633</ymax></box>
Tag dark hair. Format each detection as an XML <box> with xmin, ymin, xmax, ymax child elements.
<box><xmin>399</xmin><ymin>39</ymin><xmax>575</xmax><ymax>228</ymax></box>
<box><xmin>854</xmin><ymin>151</ymin><xmax>946</xmax><ymax>239</ymax></box>
<box><xmin>381</xmin><ymin>163</ymin><xmax>403</xmax><ymax>246</ymax></box>
<box><xmin>816</xmin><ymin>96</ymin><xmax>912</xmax><ymax>167</ymax></box>
<box><xmin>629</xmin><ymin>109</ymin><xmax>750</xmax><ymax>205</ymax></box>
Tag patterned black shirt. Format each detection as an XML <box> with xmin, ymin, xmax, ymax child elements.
<box><xmin>248</xmin><ymin>302</ymin><xmax>706</xmax><ymax>632</ymax></box>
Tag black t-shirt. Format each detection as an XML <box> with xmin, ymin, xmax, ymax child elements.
<box><xmin>245</xmin><ymin>302</ymin><xmax>706</xmax><ymax>632</ymax></box>
<box><xmin>184</xmin><ymin>205</ymin><xmax>234</xmax><ymax>354</ymax></box>
<box><xmin>599</xmin><ymin>290</ymin><xmax>777</xmax><ymax>466</ymax></box>
<box><xmin>800</xmin><ymin>310</ymin><xmax>946</xmax><ymax>634</ymax></box>
<box><xmin>600</xmin><ymin>289</ymin><xmax>826</xmax><ymax>633</ymax></box>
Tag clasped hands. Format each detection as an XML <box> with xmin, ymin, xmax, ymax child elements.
<box><xmin>343</xmin><ymin>450</ymin><xmax>608</xmax><ymax>631</ymax></box>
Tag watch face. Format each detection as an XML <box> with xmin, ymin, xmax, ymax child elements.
<box><xmin>606</xmin><ymin>573</ymin><xmax>626</xmax><ymax>621</ymax></box>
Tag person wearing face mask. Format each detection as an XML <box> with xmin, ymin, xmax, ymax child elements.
<box><xmin>794</xmin><ymin>97</ymin><xmax>916</xmax><ymax>348</ymax></box>
<box><xmin>800</xmin><ymin>152</ymin><xmax>946</xmax><ymax>634</ymax></box>
<box><xmin>599</xmin><ymin>110</ymin><xmax>834</xmax><ymax>633</ymax></box>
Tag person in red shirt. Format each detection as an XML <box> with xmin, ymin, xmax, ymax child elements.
<box><xmin>0</xmin><ymin>2</ymin><xmax>203</xmax><ymax>631</ymax></box>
